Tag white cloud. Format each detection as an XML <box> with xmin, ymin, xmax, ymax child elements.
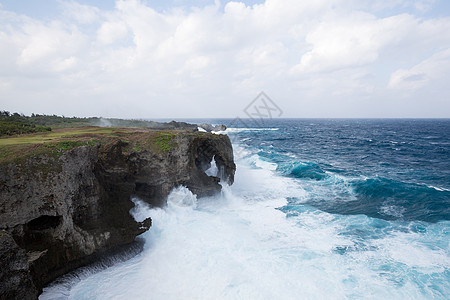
<box><xmin>16</xmin><ymin>21</ymin><xmax>81</xmax><ymax>68</ymax></box>
<box><xmin>97</xmin><ymin>21</ymin><xmax>129</xmax><ymax>44</ymax></box>
<box><xmin>413</xmin><ymin>0</ymin><xmax>435</xmax><ymax>12</ymax></box>
<box><xmin>0</xmin><ymin>0</ymin><xmax>449</xmax><ymax>117</ymax></box>
<box><xmin>59</xmin><ymin>0</ymin><xmax>100</xmax><ymax>24</ymax></box>
<box><xmin>52</xmin><ymin>56</ymin><xmax>77</xmax><ymax>72</ymax></box>
<box><xmin>354</xmin><ymin>0</ymin><xmax>435</xmax><ymax>13</ymax></box>
<box><xmin>293</xmin><ymin>12</ymin><xmax>383</xmax><ymax>73</ymax></box>
<box><xmin>292</xmin><ymin>12</ymin><xmax>450</xmax><ymax>74</ymax></box>
<box><xmin>389</xmin><ymin>48</ymin><xmax>450</xmax><ymax>90</ymax></box>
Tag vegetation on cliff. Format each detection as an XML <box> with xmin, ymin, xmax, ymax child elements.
<box><xmin>154</xmin><ymin>133</ymin><xmax>176</xmax><ymax>152</ymax></box>
<box><xmin>0</xmin><ymin>110</ymin><xmax>96</xmax><ymax>130</ymax></box>
<box><xmin>0</xmin><ymin>111</ymin><xmax>93</xmax><ymax>136</ymax></box>
<box><xmin>0</xmin><ymin>126</ymin><xmax>213</xmax><ymax>165</ymax></box>
<box><xmin>0</xmin><ymin>120</ymin><xmax>51</xmax><ymax>136</ymax></box>
<box><xmin>0</xmin><ymin>111</ymin><xmax>197</xmax><ymax>137</ymax></box>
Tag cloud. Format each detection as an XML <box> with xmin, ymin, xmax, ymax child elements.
<box><xmin>97</xmin><ymin>21</ymin><xmax>129</xmax><ymax>44</ymax></box>
<box><xmin>292</xmin><ymin>12</ymin><xmax>450</xmax><ymax>74</ymax></box>
<box><xmin>293</xmin><ymin>12</ymin><xmax>383</xmax><ymax>73</ymax></box>
<box><xmin>389</xmin><ymin>48</ymin><xmax>450</xmax><ymax>90</ymax></box>
<box><xmin>0</xmin><ymin>0</ymin><xmax>450</xmax><ymax>117</ymax></box>
<box><xmin>16</xmin><ymin>22</ymin><xmax>82</xmax><ymax>69</ymax></box>
<box><xmin>413</xmin><ymin>0</ymin><xmax>436</xmax><ymax>12</ymax></box>
<box><xmin>59</xmin><ymin>0</ymin><xmax>100</xmax><ymax>24</ymax></box>
<box><xmin>353</xmin><ymin>0</ymin><xmax>436</xmax><ymax>13</ymax></box>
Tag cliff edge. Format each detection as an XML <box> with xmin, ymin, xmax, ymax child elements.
<box><xmin>0</xmin><ymin>128</ymin><xmax>235</xmax><ymax>299</ymax></box>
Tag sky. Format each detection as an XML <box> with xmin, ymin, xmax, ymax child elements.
<box><xmin>0</xmin><ymin>0</ymin><xmax>450</xmax><ymax>118</ymax></box>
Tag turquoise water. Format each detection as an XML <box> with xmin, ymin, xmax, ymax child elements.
<box><xmin>225</xmin><ymin>119</ymin><xmax>450</xmax><ymax>223</ymax></box>
<box><xmin>41</xmin><ymin>119</ymin><xmax>450</xmax><ymax>299</ymax></box>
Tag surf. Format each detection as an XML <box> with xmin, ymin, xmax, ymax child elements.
<box><xmin>40</xmin><ymin>119</ymin><xmax>450</xmax><ymax>299</ymax></box>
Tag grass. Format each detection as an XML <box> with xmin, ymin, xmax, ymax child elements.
<box><xmin>0</xmin><ymin>125</ymin><xmax>223</xmax><ymax>166</ymax></box>
<box><xmin>0</xmin><ymin>127</ymin><xmax>186</xmax><ymax>164</ymax></box>
<box><xmin>0</xmin><ymin>127</ymin><xmax>124</xmax><ymax>164</ymax></box>
<box><xmin>154</xmin><ymin>133</ymin><xmax>176</xmax><ymax>152</ymax></box>
<box><xmin>0</xmin><ymin>120</ymin><xmax>52</xmax><ymax>136</ymax></box>
<box><xmin>0</xmin><ymin>127</ymin><xmax>117</xmax><ymax>146</ymax></box>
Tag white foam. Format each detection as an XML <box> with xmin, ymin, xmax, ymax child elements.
<box><xmin>205</xmin><ymin>156</ymin><xmax>218</xmax><ymax>177</ymax></box>
<box><xmin>40</xmin><ymin>143</ymin><xmax>450</xmax><ymax>300</ymax></box>
<box><xmin>56</xmin><ymin>182</ymin><xmax>446</xmax><ymax>300</ymax></box>
<box><xmin>225</xmin><ymin>128</ymin><xmax>279</xmax><ymax>133</ymax></box>
<box><xmin>166</xmin><ymin>185</ymin><xmax>197</xmax><ymax>208</ymax></box>
<box><xmin>231</xmin><ymin>144</ymin><xmax>252</xmax><ymax>160</ymax></box>
<box><xmin>130</xmin><ymin>197</ymin><xmax>152</xmax><ymax>222</ymax></box>
<box><xmin>427</xmin><ymin>185</ymin><xmax>450</xmax><ymax>192</ymax></box>
<box><xmin>374</xmin><ymin>231</ymin><xmax>450</xmax><ymax>271</ymax></box>
<box><xmin>248</xmin><ymin>154</ymin><xmax>278</xmax><ymax>171</ymax></box>
<box><xmin>380</xmin><ymin>204</ymin><xmax>406</xmax><ymax>218</ymax></box>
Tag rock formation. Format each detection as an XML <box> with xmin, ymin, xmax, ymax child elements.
<box><xmin>0</xmin><ymin>131</ymin><xmax>235</xmax><ymax>299</ymax></box>
<box><xmin>197</xmin><ymin>123</ymin><xmax>227</xmax><ymax>132</ymax></box>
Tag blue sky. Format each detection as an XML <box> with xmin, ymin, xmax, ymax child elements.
<box><xmin>3</xmin><ymin>0</ymin><xmax>449</xmax><ymax>21</ymax></box>
<box><xmin>0</xmin><ymin>0</ymin><xmax>267</xmax><ymax>20</ymax></box>
<box><xmin>1</xmin><ymin>0</ymin><xmax>450</xmax><ymax>118</ymax></box>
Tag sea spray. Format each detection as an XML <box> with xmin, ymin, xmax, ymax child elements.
<box><xmin>205</xmin><ymin>156</ymin><xmax>219</xmax><ymax>177</ymax></box>
<box><xmin>41</xmin><ymin>119</ymin><xmax>450</xmax><ymax>299</ymax></box>
<box><xmin>45</xmin><ymin>170</ymin><xmax>449</xmax><ymax>299</ymax></box>
<box><xmin>39</xmin><ymin>198</ymin><xmax>154</xmax><ymax>300</ymax></box>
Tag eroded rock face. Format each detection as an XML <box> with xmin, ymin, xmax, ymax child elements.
<box><xmin>0</xmin><ymin>231</ymin><xmax>38</xmax><ymax>300</ymax></box>
<box><xmin>0</xmin><ymin>132</ymin><xmax>235</xmax><ymax>298</ymax></box>
<box><xmin>131</xmin><ymin>133</ymin><xmax>235</xmax><ymax>203</ymax></box>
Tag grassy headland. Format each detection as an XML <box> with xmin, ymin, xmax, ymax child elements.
<box><xmin>0</xmin><ymin>111</ymin><xmax>196</xmax><ymax>137</ymax></box>
<box><xmin>0</xmin><ymin>127</ymin><xmax>189</xmax><ymax>164</ymax></box>
<box><xmin>0</xmin><ymin>111</ymin><xmax>95</xmax><ymax>136</ymax></box>
<box><xmin>0</xmin><ymin>111</ymin><xmax>206</xmax><ymax>164</ymax></box>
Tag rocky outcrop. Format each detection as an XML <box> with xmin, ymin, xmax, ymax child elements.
<box><xmin>197</xmin><ymin>123</ymin><xmax>227</xmax><ymax>132</ymax></box>
<box><xmin>131</xmin><ymin>133</ymin><xmax>235</xmax><ymax>205</ymax></box>
<box><xmin>0</xmin><ymin>131</ymin><xmax>235</xmax><ymax>299</ymax></box>
<box><xmin>0</xmin><ymin>231</ymin><xmax>38</xmax><ymax>300</ymax></box>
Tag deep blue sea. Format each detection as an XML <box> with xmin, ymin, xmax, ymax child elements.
<box><xmin>42</xmin><ymin>119</ymin><xmax>450</xmax><ymax>299</ymax></box>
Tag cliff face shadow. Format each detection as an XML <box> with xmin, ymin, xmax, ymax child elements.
<box><xmin>0</xmin><ymin>131</ymin><xmax>236</xmax><ymax>298</ymax></box>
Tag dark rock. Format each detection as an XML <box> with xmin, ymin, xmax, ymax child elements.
<box><xmin>166</xmin><ymin>120</ymin><xmax>197</xmax><ymax>131</ymax></box>
<box><xmin>0</xmin><ymin>231</ymin><xmax>38</xmax><ymax>300</ymax></box>
<box><xmin>0</xmin><ymin>131</ymin><xmax>235</xmax><ymax>298</ymax></box>
<box><xmin>197</xmin><ymin>123</ymin><xmax>227</xmax><ymax>132</ymax></box>
<box><xmin>131</xmin><ymin>133</ymin><xmax>235</xmax><ymax>202</ymax></box>
<box><xmin>146</xmin><ymin>120</ymin><xmax>198</xmax><ymax>132</ymax></box>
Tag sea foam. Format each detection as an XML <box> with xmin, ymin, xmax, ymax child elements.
<box><xmin>40</xmin><ymin>120</ymin><xmax>450</xmax><ymax>299</ymax></box>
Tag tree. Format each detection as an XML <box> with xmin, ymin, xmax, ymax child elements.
<box><xmin>0</xmin><ymin>111</ymin><xmax>11</xmax><ymax>118</ymax></box>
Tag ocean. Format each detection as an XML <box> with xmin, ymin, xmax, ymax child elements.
<box><xmin>41</xmin><ymin>119</ymin><xmax>450</xmax><ymax>299</ymax></box>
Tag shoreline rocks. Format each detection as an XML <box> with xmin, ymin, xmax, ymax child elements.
<box><xmin>0</xmin><ymin>131</ymin><xmax>235</xmax><ymax>299</ymax></box>
<box><xmin>197</xmin><ymin>123</ymin><xmax>227</xmax><ymax>132</ymax></box>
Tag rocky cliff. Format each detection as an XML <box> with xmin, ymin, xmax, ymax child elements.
<box><xmin>0</xmin><ymin>129</ymin><xmax>235</xmax><ymax>299</ymax></box>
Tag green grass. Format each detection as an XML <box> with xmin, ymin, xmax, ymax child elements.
<box><xmin>0</xmin><ymin>127</ymin><xmax>123</xmax><ymax>164</ymax></box>
<box><xmin>154</xmin><ymin>133</ymin><xmax>176</xmax><ymax>152</ymax></box>
<box><xmin>0</xmin><ymin>127</ymin><xmax>117</xmax><ymax>146</ymax></box>
<box><xmin>0</xmin><ymin>111</ymin><xmax>97</xmax><ymax>128</ymax></box>
<box><xmin>0</xmin><ymin>120</ymin><xmax>51</xmax><ymax>136</ymax></box>
<box><xmin>0</xmin><ymin>139</ymin><xmax>101</xmax><ymax>178</ymax></box>
<box><xmin>45</xmin><ymin>140</ymin><xmax>97</xmax><ymax>151</ymax></box>
<box><xmin>0</xmin><ymin>126</ymin><xmax>192</xmax><ymax>165</ymax></box>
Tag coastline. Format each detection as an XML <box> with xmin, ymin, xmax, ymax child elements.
<box><xmin>0</xmin><ymin>126</ymin><xmax>235</xmax><ymax>299</ymax></box>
